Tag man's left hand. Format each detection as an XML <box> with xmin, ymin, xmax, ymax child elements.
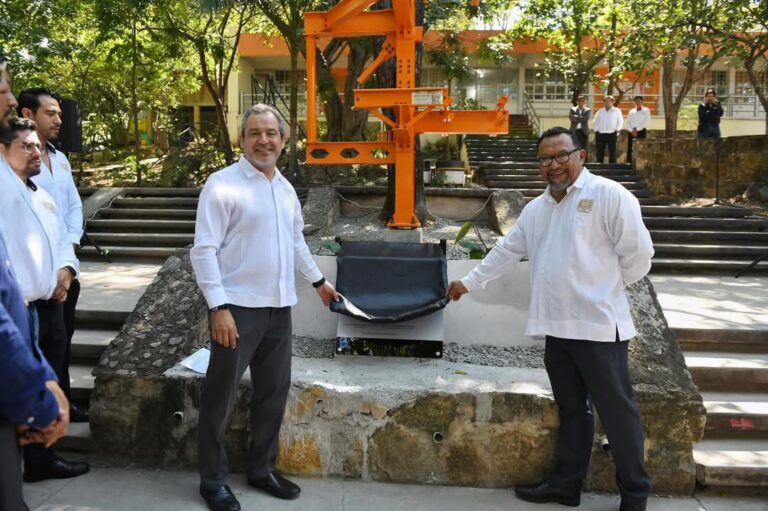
<box><xmin>316</xmin><ymin>281</ymin><xmax>340</xmax><ymax>307</ymax></box>
<box><xmin>52</xmin><ymin>268</ymin><xmax>73</xmax><ymax>303</ymax></box>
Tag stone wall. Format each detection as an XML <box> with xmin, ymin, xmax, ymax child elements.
<box><xmin>90</xmin><ymin>250</ymin><xmax>705</xmax><ymax>494</ymax></box>
<box><xmin>634</xmin><ymin>135</ymin><xmax>768</xmax><ymax>199</ymax></box>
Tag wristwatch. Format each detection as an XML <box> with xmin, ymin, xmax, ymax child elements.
<box><xmin>210</xmin><ymin>304</ymin><xmax>229</xmax><ymax>312</ymax></box>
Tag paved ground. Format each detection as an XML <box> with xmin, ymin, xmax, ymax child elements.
<box><xmin>77</xmin><ymin>262</ymin><xmax>162</xmax><ymax>312</ymax></box>
<box><xmin>649</xmin><ymin>275</ymin><xmax>768</xmax><ymax>331</ymax></box>
<box><xmin>22</xmin><ymin>466</ymin><xmax>768</xmax><ymax>511</ymax></box>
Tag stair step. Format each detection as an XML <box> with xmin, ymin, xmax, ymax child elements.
<box><xmin>79</xmin><ymin>245</ymin><xmax>177</xmax><ymax>262</ymax></box>
<box><xmin>485</xmin><ymin>184</ymin><xmax>652</xmax><ymax>198</ymax></box>
<box><xmin>640</xmin><ymin>206</ymin><xmax>753</xmax><ymax>218</ymax></box>
<box><xmin>675</xmin><ymin>328</ymin><xmax>768</xmax><ymax>353</ymax></box>
<box><xmin>98</xmin><ymin>208</ymin><xmax>197</xmax><ymax>220</ymax></box>
<box><xmin>643</xmin><ymin>217</ymin><xmax>768</xmax><ymax>231</ymax></box>
<box><xmin>684</xmin><ymin>351</ymin><xmax>768</xmax><ymax>391</ymax></box>
<box><xmin>653</xmin><ymin>244</ymin><xmax>768</xmax><ymax>259</ymax></box>
<box><xmin>71</xmin><ymin>329</ymin><xmax>118</xmax><ymax>362</ymax></box>
<box><xmin>85</xmin><ymin>219</ymin><xmax>196</xmax><ymax>233</ymax></box>
<box><xmin>122</xmin><ymin>187</ymin><xmax>201</xmax><ymax>198</ymax></box>
<box><xmin>57</xmin><ymin>422</ymin><xmax>95</xmax><ymax>453</ymax></box>
<box><xmin>651</xmin><ymin>231</ymin><xmax>768</xmax><ymax>244</ymax></box>
<box><xmin>75</xmin><ymin>309</ymin><xmax>129</xmax><ymax>329</ymax></box>
<box><xmin>702</xmin><ymin>392</ymin><xmax>768</xmax><ymax>438</ymax></box>
<box><xmin>694</xmin><ymin>439</ymin><xmax>768</xmax><ymax>487</ymax></box>
<box><xmin>86</xmin><ymin>232</ymin><xmax>194</xmax><ymax>247</ymax></box>
<box><xmin>70</xmin><ymin>364</ymin><xmax>95</xmax><ymax>402</ymax></box>
<box><xmin>482</xmin><ymin>178</ymin><xmax>645</xmax><ymax>190</ymax></box>
<box><xmin>651</xmin><ymin>258</ymin><xmax>768</xmax><ymax>274</ymax></box>
<box><xmin>112</xmin><ymin>197</ymin><xmax>199</xmax><ymax>209</ymax></box>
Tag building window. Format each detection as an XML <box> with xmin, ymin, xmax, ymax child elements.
<box><xmin>672</xmin><ymin>70</ymin><xmax>727</xmax><ymax>100</ymax></box>
<box><xmin>524</xmin><ymin>68</ymin><xmax>570</xmax><ymax>100</ymax></box>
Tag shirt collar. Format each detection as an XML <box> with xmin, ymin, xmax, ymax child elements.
<box><xmin>544</xmin><ymin>167</ymin><xmax>592</xmax><ymax>203</ymax></box>
<box><xmin>237</xmin><ymin>156</ymin><xmax>283</xmax><ymax>184</ymax></box>
<box><xmin>26</xmin><ymin>177</ymin><xmax>38</xmax><ymax>191</ymax></box>
<box><xmin>45</xmin><ymin>141</ymin><xmax>57</xmax><ymax>155</ymax></box>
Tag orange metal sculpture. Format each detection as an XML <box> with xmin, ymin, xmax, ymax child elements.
<box><xmin>304</xmin><ymin>0</ymin><xmax>509</xmax><ymax>228</ymax></box>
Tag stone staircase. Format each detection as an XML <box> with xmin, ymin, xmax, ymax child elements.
<box><xmin>465</xmin><ymin>130</ymin><xmax>768</xmax><ymax>275</ymax></box>
<box><xmin>677</xmin><ymin>328</ymin><xmax>768</xmax><ymax>491</ymax></box>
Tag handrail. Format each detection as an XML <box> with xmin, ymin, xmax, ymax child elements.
<box><xmin>523</xmin><ymin>92</ymin><xmax>542</xmax><ymax>136</ymax></box>
<box><xmin>249</xmin><ymin>74</ymin><xmax>307</xmax><ymax>140</ymax></box>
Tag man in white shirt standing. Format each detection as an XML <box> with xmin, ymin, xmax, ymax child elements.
<box><xmin>18</xmin><ymin>88</ymin><xmax>87</xmax><ymax>423</ymax></box>
<box><xmin>191</xmin><ymin>103</ymin><xmax>339</xmax><ymax>511</ymax></box>
<box><xmin>0</xmin><ymin>117</ymin><xmax>89</xmax><ymax>484</ymax></box>
<box><xmin>625</xmin><ymin>96</ymin><xmax>650</xmax><ymax>164</ymax></box>
<box><xmin>447</xmin><ymin>127</ymin><xmax>654</xmax><ymax>511</ymax></box>
<box><xmin>592</xmin><ymin>95</ymin><xmax>623</xmax><ymax>164</ymax></box>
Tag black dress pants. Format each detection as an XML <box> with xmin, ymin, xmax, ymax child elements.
<box><xmin>595</xmin><ymin>132</ymin><xmax>618</xmax><ymax>163</ymax></box>
<box><xmin>574</xmin><ymin>131</ymin><xmax>588</xmax><ymax>160</ymax></box>
<box><xmin>543</xmin><ymin>336</ymin><xmax>651</xmax><ymax>505</ymax></box>
<box><xmin>626</xmin><ymin>129</ymin><xmax>646</xmax><ymax>164</ymax></box>
<box><xmin>0</xmin><ymin>422</ymin><xmax>25</xmax><ymax>511</ymax></box>
<box><xmin>61</xmin><ymin>279</ymin><xmax>80</xmax><ymax>399</ymax></box>
<box><xmin>23</xmin><ymin>300</ymin><xmax>68</xmax><ymax>466</ymax></box>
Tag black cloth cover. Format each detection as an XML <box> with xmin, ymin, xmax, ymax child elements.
<box><xmin>329</xmin><ymin>240</ymin><xmax>449</xmax><ymax>324</ymax></box>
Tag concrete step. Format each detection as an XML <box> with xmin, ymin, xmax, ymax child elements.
<box><xmin>684</xmin><ymin>351</ymin><xmax>768</xmax><ymax>391</ymax></box>
<box><xmin>485</xmin><ymin>184</ymin><xmax>652</xmax><ymax>198</ymax></box>
<box><xmin>675</xmin><ymin>328</ymin><xmax>768</xmax><ymax>353</ymax></box>
<box><xmin>643</xmin><ymin>217</ymin><xmax>768</xmax><ymax>231</ymax></box>
<box><xmin>651</xmin><ymin>258</ymin><xmax>768</xmax><ymax>274</ymax></box>
<box><xmin>85</xmin><ymin>218</ymin><xmax>195</xmax><ymax>233</ymax></box>
<box><xmin>122</xmin><ymin>187</ymin><xmax>201</xmax><ymax>198</ymax></box>
<box><xmin>476</xmin><ymin>164</ymin><xmax>632</xmax><ymax>173</ymax></box>
<box><xmin>98</xmin><ymin>208</ymin><xmax>196</xmax><ymax>220</ymax></box>
<box><xmin>483</xmin><ymin>172</ymin><xmax>642</xmax><ymax>183</ymax></box>
<box><xmin>57</xmin><ymin>422</ymin><xmax>95</xmax><ymax>453</ymax></box>
<box><xmin>702</xmin><ymin>392</ymin><xmax>768</xmax><ymax>439</ymax></box>
<box><xmin>87</xmin><ymin>232</ymin><xmax>194</xmax><ymax>247</ymax></box>
<box><xmin>70</xmin><ymin>363</ymin><xmax>95</xmax><ymax>402</ymax></box>
<box><xmin>640</xmin><ymin>206</ymin><xmax>753</xmax><ymax>218</ymax></box>
<box><xmin>482</xmin><ymin>178</ymin><xmax>645</xmax><ymax>190</ymax></box>
<box><xmin>651</xmin><ymin>230</ymin><xmax>768</xmax><ymax>244</ymax></box>
<box><xmin>75</xmin><ymin>309</ymin><xmax>129</xmax><ymax>330</ymax></box>
<box><xmin>79</xmin><ymin>245</ymin><xmax>176</xmax><ymax>262</ymax></box>
<box><xmin>71</xmin><ymin>328</ymin><xmax>118</xmax><ymax>362</ymax></box>
<box><xmin>694</xmin><ymin>438</ymin><xmax>768</xmax><ymax>487</ymax></box>
<box><xmin>112</xmin><ymin>197</ymin><xmax>199</xmax><ymax>209</ymax></box>
<box><xmin>653</xmin><ymin>244</ymin><xmax>768</xmax><ymax>260</ymax></box>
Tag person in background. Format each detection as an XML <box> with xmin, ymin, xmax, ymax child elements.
<box><xmin>568</xmin><ymin>95</ymin><xmax>590</xmax><ymax>160</ymax></box>
<box><xmin>592</xmin><ymin>95</ymin><xmax>623</xmax><ymax>164</ymax></box>
<box><xmin>18</xmin><ymin>88</ymin><xmax>87</xmax><ymax>423</ymax></box>
<box><xmin>697</xmin><ymin>89</ymin><xmax>724</xmax><ymax>138</ymax></box>
<box><xmin>625</xmin><ymin>96</ymin><xmax>650</xmax><ymax>164</ymax></box>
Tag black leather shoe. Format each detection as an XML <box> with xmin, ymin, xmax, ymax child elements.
<box><xmin>247</xmin><ymin>471</ymin><xmax>301</xmax><ymax>500</ymax></box>
<box><xmin>620</xmin><ymin>498</ymin><xmax>647</xmax><ymax>511</ymax></box>
<box><xmin>200</xmin><ymin>485</ymin><xmax>241</xmax><ymax>511</ymax></box>
<box><xmin>70</xmin><ymin>404</ymin><xmax>89</xmax><ymax>423</ymax></box>
<box><xmin>514</xmin><ymin>481</ymin><xmax>581</xmax><ymax>507</ymax></box>
<box><xmin>23</xmin><ymin>457</ymin><xmax>90</xmax><ymax>482</ymax></box>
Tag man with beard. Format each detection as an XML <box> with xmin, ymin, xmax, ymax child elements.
<box><xmin>18</xmin><ymin>88</ymin><xmax>86</xmax><ymax>423</ymax></box>
<box><xmin>0</xmin><ymin>52</ymin><xmax>70</xmax><ymax>511</ymax></box>
<box><xmin>447</xmin><ymin>127</ymin><xmax>654</xmax><ymax>511</ymax></box>
<box><xmin>0</xmin><ymin>118</ymin><xmax>88</xmax><ymax>483</ymax></box>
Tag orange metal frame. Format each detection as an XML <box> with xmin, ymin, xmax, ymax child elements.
<box><xmin>304</xmin><ymin>0</ymin><xmax>508</xmax><ymax>228</ymax></box>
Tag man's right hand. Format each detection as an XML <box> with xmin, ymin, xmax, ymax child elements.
<box><xmin>447</xmin><ymin>280</ymin><xmax>469</xmax><ymax>302</ymax></box>
<box><xmin>22</xmin><ymin>381</ymin><xmax>70</xmax><ymax>447</ymax></box>
<box><xmin>211</xmin><ymin>309</ymin><xmax>239</xmax><ymax>349</ymax></box>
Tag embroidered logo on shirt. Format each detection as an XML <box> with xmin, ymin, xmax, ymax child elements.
<box><xmin>577</xmin><ymin>199</ymin><xmax>594</xmax><ymax>213</ymax></box>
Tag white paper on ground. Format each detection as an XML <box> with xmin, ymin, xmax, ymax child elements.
<box><xmin>179</xmin><ymin>347</ymin><xmax>210</xmax><ymax>374</ymax></box>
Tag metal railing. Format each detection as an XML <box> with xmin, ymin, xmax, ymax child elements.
<box><xmin>523</xmin><ymin>93</ymin><xmax>542</xmax><ymax>135</ymax></box>
<box><xmin>242</xmin><ymin>74</ymin><xmax>308</xmax><ymax>139</ymax></box>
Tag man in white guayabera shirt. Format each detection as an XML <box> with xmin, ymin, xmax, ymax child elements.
<box><xmin>191</xmin><ymin>103</ymin><xmax>339</xmax><ymax>511</ymax></box>
<box><xmin>447</xmin><ymin>127</ymin><xmax>654</xmax><ymax>511</ymax></box>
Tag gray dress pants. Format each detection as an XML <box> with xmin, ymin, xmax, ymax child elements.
<box><xmin>0</xmin><ymin>421</ymin><xmax>25</xmax><ymax>511</ymax></box>
<box><xmin>198</xmin><ymin>306</ymin><xmax>292</xmax><ymax>490</ymax></box>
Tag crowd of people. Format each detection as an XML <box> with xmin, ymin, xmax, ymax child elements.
<box><xmin>569</xmin><ymin>90</ymin><xmax>723</xmax><ymax>164</ymax></box>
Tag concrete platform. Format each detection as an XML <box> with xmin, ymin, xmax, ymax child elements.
<box><xmin>22</xmin><ymin>468</ymin><xmax>768</xmax><ymax>511</ymax></box>
<box><xmin>649</xmin><ymin>275</ymin><xmax>768</xmax><ymax>331</ymax></box>
<box><xmin>78</xmin><ymin>262</ymin><xmax>163</xmax><ymax>313</ymax></box>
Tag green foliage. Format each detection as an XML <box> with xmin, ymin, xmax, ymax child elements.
<box><xmin>320</xmin><ymin>240</ymin><xmax>342</xmax><ymax>255</ymax></box>
<box><xmin>455</xmin><ymin>221</ymin><xmax>489</xmax><ymax>259</ymax></box>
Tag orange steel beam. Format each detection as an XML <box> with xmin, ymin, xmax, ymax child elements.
<box><xmin>304</xmin><ymin>0</ymin><xmax>508</xmax><ymax>229</ymax></box>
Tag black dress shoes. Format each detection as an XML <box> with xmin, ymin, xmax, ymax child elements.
<box><xmin>23</xmin><ymin>456</ymin><xmax>90</xmax><ymax>482</ymax></box>
<box><xmin>200</xmin><ymin>485</ymin><xmax>241</xmax><ymax>511</ymax></box>
<box><xmin>514</xmin><ymin>480</ymin><xmax>581</xmax><ymax>507</ymax></box>
<box><xmin>69</xmin><ymin>404</ymin><xmax>89</xmax><ymax>423</ymax></box>
<box><xmin>247</xmin><ymin>471</ymin><xmax>301</xmax><ymax>500</ymax></box>
<box><xmin>620</xmin><ymin>498</ymin><xmax>647</xmax><ymax>511</ymax></box>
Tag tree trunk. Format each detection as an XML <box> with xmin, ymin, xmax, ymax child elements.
<box><xmin>745</xmin><ymin>58</ymin><xmax>768</xmax><ymax>135</ymax></box>
<box><xmin>661</xmin><ymin>58</ymin><xmax>678</xmax><ymax>138</ymax></box>
<box><xmin>288</xmin><ymin>47</ymin><xmax>301</xmax><ymax>183</ymax></box>
<box><xmin>131</xmin><ymin>19</ymin><xmax>141</xmax><ymax>186</ymax></box>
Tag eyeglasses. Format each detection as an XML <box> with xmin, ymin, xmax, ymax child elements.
<box><xmin>537</xmin><ymin>148</ymin><xmax>579</xmax><ymax>167</ymax></box>
<box><xmin>16</xmin><ymin>141</ymin><xmax>42</xmax><ymax>154</ymax></box>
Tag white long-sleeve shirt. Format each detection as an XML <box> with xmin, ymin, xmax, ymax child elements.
<box><xmin>34</xmin><ymin>144</ymin><xmax>83</xmax><ymax>275</ymax></box>
<box><xmin>461</xmin><ymin>168</ymin><xmax>654</xmax><ymax>342</ymax></box>
<box><xmin>0</xmin><ymin>158</ymin><xmax>69</xmax><ymax>302</ymax></box>
<box><xmin>593</xmin><ymin>106</ymin><xmax>624</xmax><ymax>134</ymax></box>
<box><xmin>190</xmin><ymin>158</ymin><xmax>323</xmax><ymax>309</ymax></box>
<box><xmin>626</xmin><ymin>106</ymin><xmax>651</xmax><ymax>132</ymax></box>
